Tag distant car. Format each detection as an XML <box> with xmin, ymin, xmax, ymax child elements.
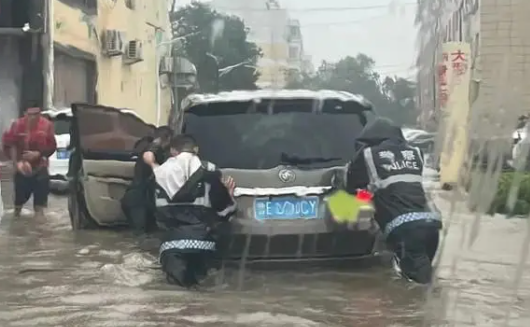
<box><xmin>68</xmin><ymin>90</ymin><xmax>384</xmax><ymax>264</ymax></box>
<box><xmin>42</xmin><ymin>108</ymin><xmax>74</xmax><ymax>193</ymax></box>
<box><xmin>402</xmin><ymin>127</ymin><xmax>438</xmax><ymax>167</ymax></box>
<box><xmin>402</xmin><ymin>127</ymin><xmax>435</xmax><ymax>148</ymax></box>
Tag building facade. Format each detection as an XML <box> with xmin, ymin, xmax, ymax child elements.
<box><xmin>418</xmin><ymin>0</ymin><xmax>530</xmax><ymax>133</ymax></box>
<box><xmin>211</xmin><ymin>0</ymin><xmax>310</xmax><ymax>88</ymax></box>
<box><xmin>0</xmin><ymin>0</ymin><xmax>45</xmax><ymax>142</ymax></box>
<box><xmin>53</xmin><ymin>0</ymin><xmax>172</xmax><ymax>124</ymax></box>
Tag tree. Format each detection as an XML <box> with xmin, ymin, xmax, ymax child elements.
<box><xmin>285</xmin><ymin>54</ymin><xmax>418</xmax><ymax>126</ymax></box>
<box><xmin>381</xmin><ymin>76</ymin><xmax>418</xmax><ymax>126</ymax></box>
<box><xmin>170</xmin><ymin>2</ymin><xmax>262</xmax><ymax>92</ymax></box>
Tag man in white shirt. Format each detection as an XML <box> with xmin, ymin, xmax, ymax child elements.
<box><xmin>143</xmin><ymin>134</ymin><xmax>236</xmax><ymax>288</ymax></box>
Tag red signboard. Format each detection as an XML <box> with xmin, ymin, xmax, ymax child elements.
<box><xmin>438</xmin><ymin>52</ymin><xmax>449</xmax><ymax>107</ymax></box>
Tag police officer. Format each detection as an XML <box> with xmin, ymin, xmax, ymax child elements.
<box><xmin>121</xmin><ymin>126</ymin><xmax>173</xmax><ymax>236</ymax></box>
<box><xmin>346</xmin><ymin>118</ymin><xmax>442</xmax><ymax>284</ymax></box>
<box><xmin>142</xmin><ymin>134</ymin><xmax>237</xmax><ymax>288</ymax></box>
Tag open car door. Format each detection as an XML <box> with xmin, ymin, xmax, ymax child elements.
<box><xmin>69</xmin><ymin>103</ymin><xmax>155</xmax><ymax>229</ymax></box>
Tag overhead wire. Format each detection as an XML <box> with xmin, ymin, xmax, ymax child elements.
<box><xmin>213</xmin><ymin>3</ymin><xmax>416</xmax><ymax>13</ymax></box>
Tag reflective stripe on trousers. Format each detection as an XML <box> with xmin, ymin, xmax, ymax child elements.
<box><xmin>159</xmin><ymin>239</ymin><xmax>216</xmax><ymax>261</ymax></box>
<box><xmin>362</xmin><ymin>147</ymin><xmax>424</xmax><ymax>191</ymax></box>
<box><xmin>384</xmin><ymin>211</ymin><xmax>441</xmax><ymax>237</ymax></box>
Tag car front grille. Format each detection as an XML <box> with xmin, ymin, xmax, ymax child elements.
<box><xmin>219</xmin><ymin>231</ymin><xmax>377</xmax><ymax>260</ymax></box>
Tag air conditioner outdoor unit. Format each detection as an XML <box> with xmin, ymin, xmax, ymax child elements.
<box><xmin>124</xmin><ymin>40</ymin><xmax>143</xmax><ymax>64</ymax></box>
<box><xmin>159</xmin><ymin>56</ymin><xmax>173</xmax><ymax>74</ymax></box>
<box><xmin>125</xmin><ymin>0</ymin><xmax>136</xmax><ymax>10</ymax></box>
<box><xmin>102</xmin><ymin>30</ymin><xmax>125</xmax><ymax>56</ymax></box>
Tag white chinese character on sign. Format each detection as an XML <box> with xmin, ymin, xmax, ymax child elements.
<box><xmin>401</xmin><ymin>150</ymin><xmax>416</xmax><ymax>161</ymax></box>
<box><xmin>378</xmin><ymin>150</ymin><xmax>395</xmax><ymax>161</ymax></box>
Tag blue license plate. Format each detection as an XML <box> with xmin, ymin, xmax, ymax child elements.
<box><xmin>56</xmin><ymin>149</ymin><xmax>70</xmax><ymax>159</ymax></box>
<box><xmin>254</xmin><ymin>196</ymin><xmax>319</xmax><ymax>220</ymax></box>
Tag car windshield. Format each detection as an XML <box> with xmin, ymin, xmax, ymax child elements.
<box><xmin>183</xmin><ymin>99</ymin><xmax>369</xmax><ymax>169</ymax></box>
<box><xmin>53</xmin><ymin>118</ymin><xmax>71</xmax><ymax>135</ymax></box>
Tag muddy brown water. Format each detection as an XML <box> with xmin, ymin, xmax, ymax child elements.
<box><xmin>1</xmin><ymin>168</ymin><xmax>530</xmax><ymax>326</ymax></box>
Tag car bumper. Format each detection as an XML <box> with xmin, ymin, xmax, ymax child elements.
<box><xmin>215</xmin><ymin>216</ymin><xmax>383</xmax><ymax>262</ymax></box>
<box><xmin>218</xmin><ymin>250</ymin><xmax>389</xmax><ymax>270</ymax></box>
<box><xmin>48</xmin><ymin>158</ymin><xmax>69</xmax><ymax>178</ymax></box>
<box><xmin>141</xmin><ymin>220</ymin><xmax>384</xmax><ymax>266</ymax></box>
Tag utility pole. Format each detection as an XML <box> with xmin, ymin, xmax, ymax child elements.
<box><xmin>171</xmin><ymin>43</ymin><xmax>179</xmax><ymax>129</ymax></box>
<box><xmin>42</xmin><ymin>0</ymin><xmax>54</xmax><ymax>110</ymax></box>
<box><xmin>266</xmin><ymin>1</ymin><xmax>275</xmax><ymax>88</ymax></box>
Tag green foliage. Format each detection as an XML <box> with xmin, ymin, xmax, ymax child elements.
<box><xmin>170</xmin><ymin>2</ymin><xmax>262</xmax><ymax>92</ymax></box>
<box><xmin>489</xmin><ymin>172</ymin><xmax>530</xmax><ymax>216</ymax></box>
<box><xmin>285</xmin><ymin>55</ymin><xmax>418</xmax><ymax>126</ymax></box>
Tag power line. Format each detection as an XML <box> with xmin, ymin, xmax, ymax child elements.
<box><xmin>213</xmin><ymin>3</ymin><xmax>416</xmax><ymax>13</ymax></box>
<box><xmin>301</xmin><ymin>15</ymin><xmax>390</xmax><ymax>27</ymax></box>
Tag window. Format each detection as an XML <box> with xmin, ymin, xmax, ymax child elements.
<box><xmin>53</xmin><ymin>119</ymin><xmax>71</xmax><ymax>136</ymax></box>
<box><xmin>59</xmin><ymin>0</ymin><xmax>97</xmax><ymax>15</ymax></box>
<box><xmin>289</xmin><ymin>26</ymin><xmax>300</xmax><ymax>39</ymax></box>
<box><xmin>183</xmin><ymin>100</ymin><xmax>368</xmax><ymax>169</ymax></box>
<box><xmin>53</xmin><ymin>51</ymin><xmax>97</xmax><ymax>108</ymax></box>
<box><xmin>289</xmin><ymin>46</ymin><xmax>298</xmax><ymax>59</ymax></box>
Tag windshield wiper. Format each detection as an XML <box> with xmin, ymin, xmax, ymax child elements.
<box><xmin>280</xmin><ymin>152</ymin><xmax>342</xmax><ymax>165</ymax></box>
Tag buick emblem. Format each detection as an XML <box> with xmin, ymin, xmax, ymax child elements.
<box><xmin>278</xmin><ymin>169</ymin><xmax>296</xmax><ymax>183</ymax></box>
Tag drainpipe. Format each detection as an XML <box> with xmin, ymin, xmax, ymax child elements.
<box><xmin>42</xmin><ymin>0</ymin><xmax>54</xmax><ymax>110</ymax></box>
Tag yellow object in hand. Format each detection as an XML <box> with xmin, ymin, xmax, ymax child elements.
<box><xmin>326</xmin><ymin>189</ymin><xmax>374</xmax><ymax>224</ymax></box>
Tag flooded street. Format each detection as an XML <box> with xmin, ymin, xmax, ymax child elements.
<box><xmin>1</xmin><ymin>170</ymin><xmax>530</xmax><ymax>326</ymax></box>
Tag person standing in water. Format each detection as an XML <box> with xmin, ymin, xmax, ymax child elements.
<box><xmin>2</xmin><ymin>104</ymin><xmax>56</xmax><ymax>218</ymax></box>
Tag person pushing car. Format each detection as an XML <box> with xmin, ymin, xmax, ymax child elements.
<box><xmin>121</xmin><ymin>126</ymin><xmax>173</xmax><ymax>236</ymax></box>
<box><xmin>142</xmin><ymin>134</ymin><xmax>237</xmax><ymax>288</ymax></box>
<box><xmin>345</xmin><ymin>117</ymin><xmax>442</xmax><ymax>284</ymax></box>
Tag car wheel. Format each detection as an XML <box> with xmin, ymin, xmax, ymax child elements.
<box><xmin>68</xmin><ymin>182</ymin><xmax>97</xmax><ymax>230</ymax></box>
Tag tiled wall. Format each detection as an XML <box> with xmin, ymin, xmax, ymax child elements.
<box><xmin>474</xmin><ymin>0</ymin><xmax>530</xmax><ymax>135</ymax></box>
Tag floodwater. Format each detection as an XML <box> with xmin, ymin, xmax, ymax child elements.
<box><xmin>1</xmin><ymin>171</ymin><xmax>530</xmax><ymax>326</ymax></box>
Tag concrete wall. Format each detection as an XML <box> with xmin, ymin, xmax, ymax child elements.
<box><xmin>475</xmin><ymin>0</ymin><xmax>530</xmax><ymax>135</ymax></box>
<box><xmin>53</xmin><ymin>0</ymin><xmax>172</xmax><ymax>125</ymax></box>
<box><xmin>256</xmin><ymin>43</ymin><xmax>289</xmax><ymax>87</ymax></box>
<box><xmin>0</xmin><ymin>36</ymin><xmax>22</xmax><ymax>144</ymax></box>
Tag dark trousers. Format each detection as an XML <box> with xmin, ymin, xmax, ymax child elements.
<box><xmin>387</xmin><ymin>224</ymin><xmax>440</xmax><ymax>284</ymax></box>
<box><xmin>160</xmin><ymin>248</ymin><xmax>211</xmax><ymax>287</ymax></box>
<box><xmin>14</xmin><ymin>169</ymin><xmax>49</xmax><ymax>208</ymax></box>
<box><xmin>123</xmin><ymin>204</ymin><xmax>157</xmax><ymax>235</ymax></box>
<box><xmin>156</xmin><ymin>207</ymin><xmax>219</xmax><ymax>288</ymax></box>
<box><xmin>121</xmin><ymin>185</ymin><xmax>157</xmax><ymax>235</ymax></box>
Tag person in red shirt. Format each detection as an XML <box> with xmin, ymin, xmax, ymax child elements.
<box><xmin>2</xmin><ymin>105</ymin><xmax>57</xmax><ymax>218</ymax></box>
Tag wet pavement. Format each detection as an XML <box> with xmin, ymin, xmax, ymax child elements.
<box><xmin>1</xmin><ymin>168</ymin><xmax>530</xmax><ymax>326</ymax></box>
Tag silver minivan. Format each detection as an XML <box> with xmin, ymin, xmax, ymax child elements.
<box><xmin>68</xmin><ymin>89</ymin><xmax>381</xmax><ymax>264</ymax></box>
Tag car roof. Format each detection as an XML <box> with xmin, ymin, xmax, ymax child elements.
<box><xmin>182</xmin><ymin>89</ymin><xmax>372</xmax><ymax>110</ymax></box>
<box><xmin>42</xmin><ymin>107</ymin><xmax>141</xmax><ymax>119</ymax></box>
